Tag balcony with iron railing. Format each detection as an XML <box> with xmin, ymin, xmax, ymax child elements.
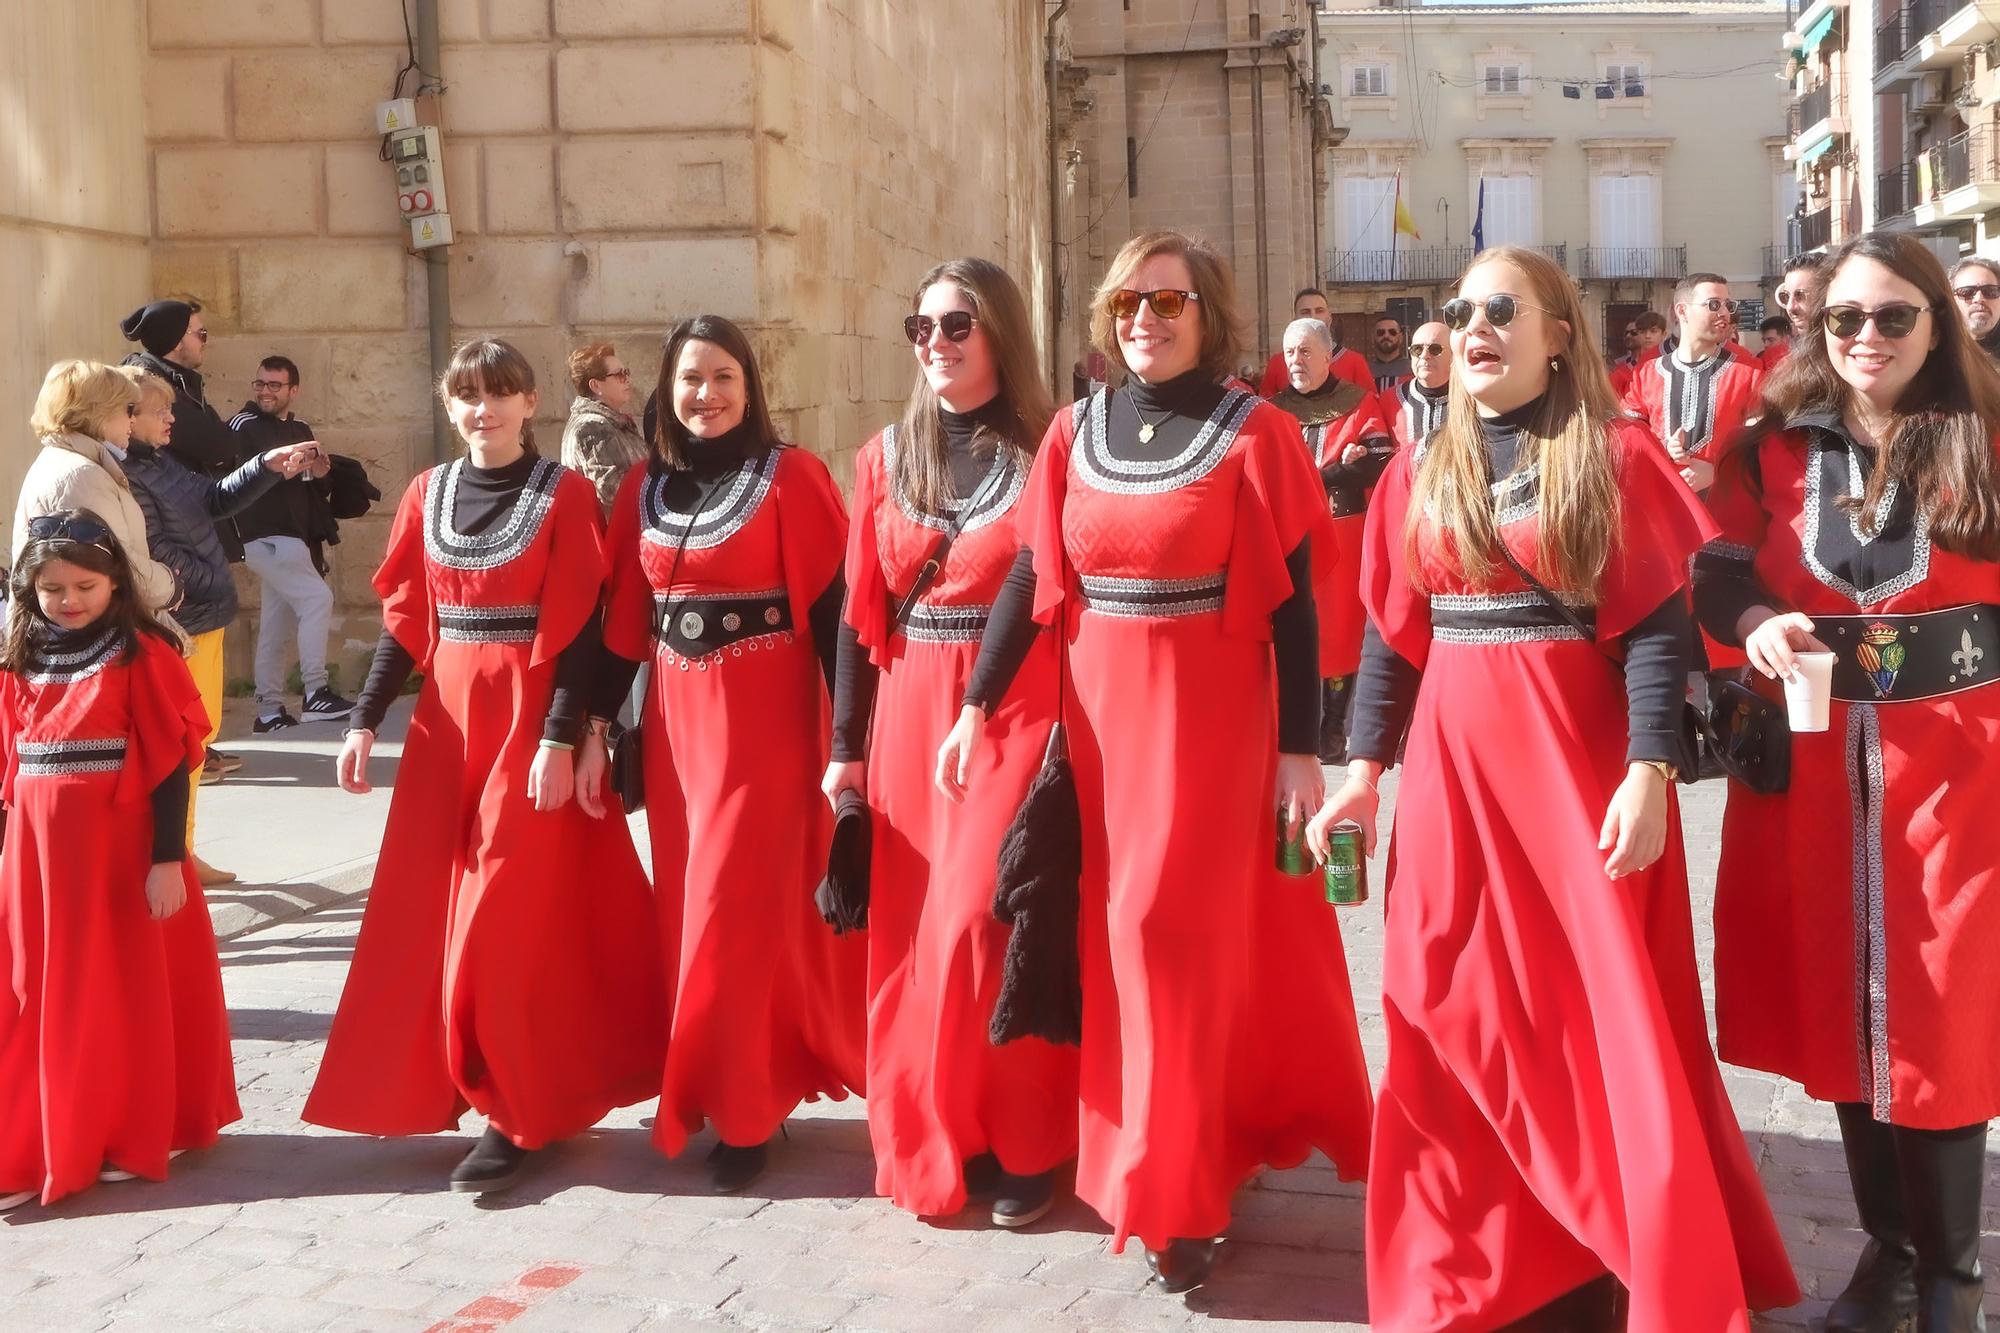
<box><xmin>1790</xmin><ymin>205</ymin><xmax>1833</xmax><ymax>253</ymax></box>
<box><xmin>1901</xmin><ymin>0</ymin><xmax>1999</xmax><ymax>70</ymax></box>
<box><xmin>1762</xmin><ymin>243</ymin><xmax>1787</xmax><ymax>281</ymax></box>
<box><xmin>1878</xmin><ymin>162</ymin><xmax>1915</xmax><ymax>221</ymax></box>
<box><xmin>1576</xmin><ymin>246</ymin><xmax>1688</xmax><ymax>281</ymax></box>
<box><xmin>1915</xmin><ymin>126</ymin><xmax>2000</xmax><ymax>221</ymax></box>
<box><xmin>1326</xmin><ymin>243</ymin><xmax>1571</xmax><ymax>285</ymax></box>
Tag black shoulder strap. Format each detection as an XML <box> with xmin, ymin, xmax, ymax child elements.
<box><xmin>1490</xmin><ymin>537</ymin><xmax>1608</xmax><ymax>660</ymax></box>
<box><xmin>889</xmin><ymin>509</ymin><xmax>967</xmax><ymax>629</ymax></box>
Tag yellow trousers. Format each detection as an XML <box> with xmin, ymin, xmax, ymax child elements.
<box><xmin>186</xmin><ymin>628</ymin><xmax>224</xmax><ymax>847</ymax></box>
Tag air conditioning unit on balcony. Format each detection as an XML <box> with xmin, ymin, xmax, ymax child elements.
<box><xmin>1916</xmin><ymin>72</ymin><xmax>1949</xmax><ymax>111</ymax></box>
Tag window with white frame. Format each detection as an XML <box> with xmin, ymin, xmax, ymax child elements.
<box><xmin>1606</xmin><ymin>62</ymin><xmax>1646</xmax><ymax>98</ymax></box>
<box><xmin>1339</xmin><ymin>176</ymin><xmax>1399</xmax><ymax>254</ymax></box>
<box><xmin>1592</xmin><ymin>173</ymin><xmax>1662</xmax><ymax>251</ymax></box>
<box><xmin>1483</xmin><ymin>62</ymin><xmax>1525</xmax><ymax>97</ymax></box>
<box><xmin>1475</xmin><ymin>174</ymin><xmax>1538</xmax><ymax>247</ymax></box>
<box><xmin>1350</xmin><ymin>63</ymin><xmax>1388</xmax><ymax>97</ymax></box>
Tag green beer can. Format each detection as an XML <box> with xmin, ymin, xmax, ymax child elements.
<box><xmin>1275</xmin><ymin>806</ymin><xmax>1313</xmax><ymax>876</ymax></box>
<box><xmin>1322</xmin><ymin>821</ymin><xmax>1368</xmax><ymax>905</ymax></box>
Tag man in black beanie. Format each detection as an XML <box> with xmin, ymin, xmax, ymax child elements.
<box><xmin>119</xmin><ymin>299</ymin><xmax>247</xmax><ymax>559</ymax></box>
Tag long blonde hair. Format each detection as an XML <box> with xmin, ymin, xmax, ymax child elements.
<box><xmin>1406</xmin><ymin>245</ymin><xmax>1621</xmax><ymax>595</ymax></box>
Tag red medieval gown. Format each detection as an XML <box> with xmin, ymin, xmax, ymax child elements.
<box><xmin>1016</xmin><ymin>386</ymin><xmax>1374</xmax><ymax>1253</ymax></box>
<box><xmin>843</xmin><ymin>427</ymin><xmax>1078</xmax><ymax>1216</ymax></box>
<box><xmin>1704</xmin><ymin>419</ymin><xmax>2000</xmax><ymax>1129</ymax></box>
<box><xmin>0</xmin><ymin>627</ymin><xmax>237</xmax><ymax>1205</ymax></box>
<box><xmin>603</xmin><ymin>446</ymin><xmax>866</xmax><ymax>1156</ymax></box>
<box><xmin>1358</xmin><ymin>421</ymin><xmax>1798</xmax><ymax>1331</ymax></box>
<box><xmin>305</xmin><ymin>459</ymin><xmax>665</xmax><ymax>1149</ymax></box>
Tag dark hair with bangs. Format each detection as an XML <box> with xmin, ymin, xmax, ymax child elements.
<box><xmin>439</xmin><ymin>338</ymin><xmax>541</xmax><ymax>458</ymax></box>
<box><xmin>653</xmin><ymin>315</ymin><xmax>784</xmax><ymax>471</ymax></box>
<box><xmin>1</xmin><ymin>510</ymin><xmax>177</xmax><ymax>674</ymax></box>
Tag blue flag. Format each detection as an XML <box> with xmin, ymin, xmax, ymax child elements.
<box><xmin>1471</xmin><ymin>177</ymin><xmax>1487</xmax><ymax>253</ymax></box>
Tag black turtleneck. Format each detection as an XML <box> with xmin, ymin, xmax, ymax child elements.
<box><xmin>961</xmin><ymin>371</ymin><xmax>1321</xmax><ymax>756</ymax></box>
<box><xmin>349</xmin><ymin>449</ymin><xmax>599</xmax><ymax>743</ymax></box>
<box><xmin>829</xmin><ymin>400</ymin><xmax>1025</xmax><ymax>762</ymax></box>
<box><xmin>1347</xmin><ymin>398</ymin><xmax>1693</xmax><ymax>769</ymax></box>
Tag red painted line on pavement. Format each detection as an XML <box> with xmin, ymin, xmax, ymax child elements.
<box><xmin>424</xmin><ymin>1263</ymin><xmax>586</xmax><ymax>1332</ymax></box>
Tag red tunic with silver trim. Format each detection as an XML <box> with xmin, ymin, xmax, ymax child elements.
<box><xmin>0</xmin><ymin>629</ymin><xmax>236</xmax><ymax>1205</ymax></box>
<box><xmin>1016</xmin><ymin>386</ymin><xmax>1373</xmax><ymax>1253</ymax></box>
<box><xmin>843</xmin><ymin>428</ymin><xmax>1078</xmax><ymax>1217</ymax></box>
<box><xmin>1360</xmin><ymin>423</ymin><xmax>1797</xmax><ymax>1330</ymax></box>
<box><xmin>1620</xmin><ymin>348</ymin><xmax>1764</xmax><ymax>459</ymax></box>
<box><xmin>1703</xmin><ymin>423</ymin><xmax>2000</xmax><ymax>1129</ymax></box>
<box><xmin>604</xmin><ymin>446</ymin><xmax>866</xmax><ymax>1156</ymax></box>
<box><xmin>1383</xmin><ymin>380</ymin><xmax>1451</xmax><ymax>454</ymax></box>
<box><xmin>307</xmin><ymin>460</ymin><xmax>666</xmax><ymax>1148</ymax></box>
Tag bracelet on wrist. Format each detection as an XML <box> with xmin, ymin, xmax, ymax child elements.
<box><xmin>538</xmin><ymin>738</ymin><xmax>575</xmax><ymax>752</ymax></box>
<box><xmin>1353</xmin><ymin>769</ymin><xmax>1380</xmax><ymax>795</ymax></box>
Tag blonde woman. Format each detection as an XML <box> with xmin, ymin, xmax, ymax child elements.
<box><xmin>14</xmin><ymin>361</ymin><xmax>176</xmax><ymax>613</ymax></box>
<box><xmin>1306</xmin><ymin>245</ymin><xmax>1797</xmax><ymax>1329</ymax></box>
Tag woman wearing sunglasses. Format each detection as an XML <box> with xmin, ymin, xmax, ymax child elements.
<box><xmin>940</xmin><ymin>229</ymin><xmax>1373</xmax><ymax>1292</ymax></box>
<box><xmin>577</xmin><ymin>315</ymin><xmax>864</xmax><ymax>1196</ymax></box>
<box><xmin>820</xmin><ymin>258</ymin><xmax>1078</xmax><ymax>1227</ymax></box>
<box><xmin>1308</xmin><ymin>244</ymin><xmax>1798</xmax><ymax>1330</ymax></box>
<box><xmin>1697</xmin><ymin>232</ymin><xmax>2000</xmax><ymax>1332</ymax></box>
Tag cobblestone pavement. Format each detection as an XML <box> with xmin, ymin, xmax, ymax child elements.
<box><xmin>4</xmin><ymin>771</ymin><xmax>1998</xmax><ymax>1332</ymax></box>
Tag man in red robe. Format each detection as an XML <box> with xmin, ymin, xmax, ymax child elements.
<box><xmin>1621</xmin><ymin>271</ymin><xmax>1764</xmax><ymax>496</ymax></box>
<box><xmin>1257</xmin><ymin>288</ymin><xmax>1371</xmax><ymax>395</ymax></box>
<box><xmin>1607</xmin><ymin>310</ymin><xmax>1668</xmax><ymax>398</ymax></box>
<box><xmin>1382</xmin><ymin>318</ymin><xmax>1451</xmax><ymax>452</ymax></box>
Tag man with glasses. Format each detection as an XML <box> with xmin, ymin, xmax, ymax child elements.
<box><xmin>1949</xmin><ymin>258</ymin><xmax>2000</xmax><ymax>361</ymax></box>
<box><xmin>1256</xmin><ymin>287</ymin><xmax>1372</xmax><ymax>395</ymax></box>
<box><xmin>1384</xmin><ymin>319</ymin><xmax>1452</xmax><ymax>451</ymax></box>
<box><xmin>229</xmin><ymin>356</ymin><xmax>351</xmax><ymax>733</ymax></box>
<box><xmin>1609</xmin><ymin>311</ymin><xmax>1669</xmax><ymax>397</ymax></box>
<box><xmin>1766</xmin><ymin>253</ymin><xmax>1827</xmax><ymax>371</ymax></box>
<box><xmin>118</xmin><ymin>299</ymin><xmax>247</xmax><ymax>554</ymax></box>
<box><xmin>1366</xmin><ymin>314</ymin><xmax>1409</xmax><ymax>391</ymax></box>
<box><xmin>561</xmin><ymin>342</ymin><xmax>649</xmax><ymax>516</ymax></box>
<box><xmin>1622</xmin><ymin>271</ymin><xmax>1763</xmax><ymax>494</ymax></box>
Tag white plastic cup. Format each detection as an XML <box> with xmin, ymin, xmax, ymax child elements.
<box><xmin>1783</xmin><ymin>651</ymin><xmax>1836</xmax><ymax>733</ymax></box>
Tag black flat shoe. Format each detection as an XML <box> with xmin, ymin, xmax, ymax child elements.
<box><xmin>1145</xmin><ymin>1237</ymin><xmax>1220</xmax><ymax>1294</ymax></box>
<box><xmin>962</xmin><ymin>1152</ymin><xmax>1002</xmax><ymax>1199</ymax></box>
<box><xmin>706</xmin><ymin>1140</ymin><xmax>768</xmax><ymax>1195</ymax></box>
<box><xmin>991</xmin><ymin>1169</ymin><xmax>1056</xmax><ymax>1228</ymax></box>
<box><xmin>449</xmin><ymin>1127</ymin><xmax>532</xmax><ymax>1195</ymax></box>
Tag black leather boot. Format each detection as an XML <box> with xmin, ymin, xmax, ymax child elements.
<box><xmin>1496</xmin><ymin>1274</ymin><xmax>1624</xmax><ymax>1331</ymax></box>
<box><xmin>990</xmin><ymin>1168</ymin><xmax>1057</xmax><ymax>1228</ymax></box>
<box><xmin>1828</xmin><ymin>1102</ymin><xmax>1919</xmax><ymax>1332</ymax></box>
<box><xmin>1319</xmin><ymin>676</ymin><xmax>1354</xmax><ymax>764</ymax></box>
<box><xmin>1145</xmin><ymin>1237</ymin><xmax>1220</xmax><ymax>1294</ymax></box>
<box><xmin>449</xmin><ymin>1126</ymin><xmax>534</xmax><ymax>1194</ymax></box>
<box><xmin>706</xmin><ymin>1139</ymin><xmax>769</xmax><ymax>1195</ymax></box>
<box><xmin>1895</xmin><ymin>1119</ymin><xmax>1988</xmax><ymax>1333</ymax></box>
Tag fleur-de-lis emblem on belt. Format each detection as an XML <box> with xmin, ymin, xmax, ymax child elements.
<box><xmin>1954</xmin><ymin>629</ymin><xmax>1984</xmax><ymax>678</ymax></box>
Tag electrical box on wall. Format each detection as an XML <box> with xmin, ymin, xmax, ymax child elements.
<box><xmin>388</xmin><ymin>126</ymin><xmax>450</xmax><ymax>219</ymax></box>
<box><xmin>375</xmin><ymin>98</ymin><xmax>418</xmax><ymax>134</ymax></box>
<box><xmin>410</xmin><ymin>213</ymin><xmax>454</xmax><ymax>249</ymax></box>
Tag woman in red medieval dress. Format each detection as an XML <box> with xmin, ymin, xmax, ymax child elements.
<box><xmin>1696</xmin><ymin>232</ymin><xmax>2000</xmax><ymax>1333</ymax></box>
<box><xmin>944</xmin><ymin>230</ymin><xmax>1374</xmax><ymax>1293</ymax></box>
<box><xmin>577</xmin><ymin>315</ymin><xmax>864</xmax><ymax>1196</ymax></box>
<box><xmin>1307</xmin><ymin>245</ymin><xmax>1798</xmax><ymax>1331</ymax></box>
<box><xmin>306</xmin><ymin>339</ymin><xmax>665</xmax><ymax>1195</ymax></box>
<box><xmin>820</xmin><ymin>258</ymin><xmax>1078</xmax><ymax>1226</ymax></box>
<box><xmin>0</xmin><ymin>513</ymin><xmax>236</xmax><ymax>1212</ymax></box>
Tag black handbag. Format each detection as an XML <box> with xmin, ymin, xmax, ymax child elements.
<box><xmin>1700</xmin><ymin>667</ymin><xmax>1791</xmax><ymax>793</ymax></box>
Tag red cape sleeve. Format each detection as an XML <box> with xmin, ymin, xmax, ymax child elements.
<box><xmin>529</xmin><ymin>471</ymin><xmax>609</xmax><ymax>669</ymax></box>
<box><xmin>374</xmin><ymin>471</ymin><xmax>437</xmax><ymax>668</ymax></box>
<box><xmin>1704</xmin><ymin>429</ymin><xmax>1779</xmax><ymax>554</ymax></box>
<box><xmin>602</xmin><ymin>462</ymin><xmax>653</xmax><ymax>663</ymax></box>
<box><xmin>842</xmin><ymin>436</ymin><xmax>897</xmax><ymax>667</ymax></box>
<box><xmin>1597</xmin><ymin>419</ymin><xmax>1721</xmax><ymax>642</ymax></box>
<box><xmin>1016</xmin><ymin>406</ymin><xmax>1078</xmax><ymax>627</ymax></box>
<box><xmin>775</xmin><ymin>447</ymin><xmax>849</xmax><ymax>651</ymax></box>
<box><xmin>116</xmin><ymin>632</ymin><xmax>211</xmax><ymax>807</ymax></box>
<box><xmin>1257</xmin><ymin>354</ymin><xmax>1288</xmax><ymax>397</ymax></box>
<box><xmin>1360</xmin><ymin>449</ymin><xmax>1432</xmax><ymax>670</ymax></box>
<box><xmin>1331</xmin><ymin>349</ymin><xmax>1373</xmax><ymax>390</ymax></box>
<box><xmin>1222</xmin><ymin>403</ymin><xmax>1338</xmax><ymax>642</ymax></box>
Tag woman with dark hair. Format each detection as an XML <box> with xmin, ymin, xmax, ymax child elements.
<box><xmin>577</xmin><ymin>315</ymin><xmax>863</xmax><ymax>1195</ymax></box>
<box><xmin>1306</xmin><ymin>244</ymin><xmax>1797</xmax><ymax>1330</ymax></box>
<box><xmin>942</xmin><ymin>230</ymin><xmax>1373</xmax><ymax>1291</ymax></box>
<box><xmin>820</xmin><ymin>259</ymin><xmax>1077</xmax><ymax>1225</ymax></box>
<box><xmin>306</xmin><ymin>338</ymin><xmax>665</xmax><ymax>1196</ymax></box>
<box><xmin>0</xmin><ymin>512</ymin><xmax>236</xmax><ymax>1212</ymax></box>
<box><xmin>1697</xmin><ymin>232</ymin><xmax>2000</xmax><ymax>1332</ymax></box>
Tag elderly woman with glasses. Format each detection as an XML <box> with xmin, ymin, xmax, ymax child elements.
<box><xmin>559</xmin><ymin>342</ymin><xmax>649</xmax><ymax>517</ymax></box>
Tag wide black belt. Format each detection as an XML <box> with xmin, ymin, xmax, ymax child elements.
<box><xmin>1077</xmin><ymin>572</ymin><xmax>1226</xmax><ymax>619</ymax></box>
<box><xmin>653</xmin><ymin>590</ymin><xmax>791</xmax><ymax>658</ymax></box>
<box><xmin>1817</xmin><ymin>604</ymin><xmax>2000</xmax><ymax>702</ymax></box>
<box><xmin>1427</xmin><ymin>590</ymin><xmax>1596</xmax><ymax>645</ymax></box>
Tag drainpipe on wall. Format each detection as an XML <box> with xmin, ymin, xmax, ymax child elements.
<box><xmin>1046</xmin><ymin>0</ymin><xmax>1073</xmax><ymax>397</ymax></box>
<box><xmin>1250</xmin><ymin>4</ymin><xmax>1270</xmax><ymax>357</ymax></box>
<box><xmin>417</xmin><ymin>0</ymin><xmax>453</xmax><ymax>463</ymax></box>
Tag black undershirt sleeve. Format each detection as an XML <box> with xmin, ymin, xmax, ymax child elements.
<box><xmin>1620</xmin><ymin>592</ymin><xmax>1694</xmax><ymax>768</ymax></box>
<box><xmin>1271</xmin><ymin>539</ymin><xmax>1322</xmax><ymax>755</ymax></box>
<box><xmin>1692</xmin><ymin>565</ymin><xmax>1778</xmax><ymax>648</ymax></box>
<box><xmin>150</xmin><ymin>760</ymin><xmax>192</xmax><ymax>863</ymax></box>
<box><xmin>349</xmin><ymin>628</ymin><xmax>416</xmax><ymax>735</ymax></box>
<box><xmin>963</xmin><ymin>547</ymin><xmax>1041</xmax><ymax>714</ymax></box>
<box><xmin>829</xmin><ymin>621</ymin><xmax>878</xmax><ymax>763</ymax></box>
<box><xmin>589</xmin><ymin>648</ymin><xmax>643</xmax><ymax>722</ymax></box>
<box><xmin>1347</xmin><ymin>621</ymin><xmax>1422</xmax><ymax>766</ymax></box>
<box><xmin>542</xmin><ymin>616</ymin><xmax>599</xmax><ymax>745</ymax></box>
<box><xmin>809</xmin><ymin>574</ymin><xmax>845</xmax><ymax>699</ymax></box>
<box><xmin>1319</xmin><ymin>434</ymin><xmax>1395</xmax><ymax>493</ymax></box>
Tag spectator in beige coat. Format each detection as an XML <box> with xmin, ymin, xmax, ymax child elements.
<box><xmin>14</xmin><ymin>361</ymin><xmax>178</xmax><ymax>613</ymax></box>
<box><xmin>560</xmin><ymin>342</ymin><xmax>648</xmax><ymax>516</ymax></box>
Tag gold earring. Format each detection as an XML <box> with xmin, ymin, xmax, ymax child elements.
<box><xmin>1550</xmin><ymin>357</ymin><xmax>1561</xmax><ymax>373</ymax></box>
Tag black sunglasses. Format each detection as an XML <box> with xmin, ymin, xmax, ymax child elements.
<box><xmin>1439</xmin><ymin>294</ymin><xmax>1557</xmax><ymax>331</ymax></box>
<box><xmin>903</xmin><ymin>311</ymin><xmax>979</xmax><ymax>344</ymax></box>
<box><xmin>1690</xmin><ymin>297</ymin><xmax>1740</xmax><ymax>314</ymax></box>
<box><xmin>25</xmin><ymin>513</ymin><xmax>116</xmax><ymax>551</ymax></box>
<box><xmin>1410</xmin><ymin>343</ymin><xmax>1447</xmax><ymax>358</ymax></box>
<box><xmin>1955</xmin><ymin>284</ymin><xmax>2000</xmax><ymax>302</ymax></box>
<box><xmin>1822</xmin><ymin>303</ymin><xmax>1933</xmax><ymax>340</ymax></box>
<box><xmin>1107</xmin><ymin>288</ymin><xmax>1200</xmax><ymax>320</ymax></box>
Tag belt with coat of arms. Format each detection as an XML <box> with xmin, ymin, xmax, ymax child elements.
<box><xmin>1817</xmin><ymin>603</ymin><xmax>2000</xmax><ymax>702</ymax></box>
<box><xmin>652</xmin><ymin>588</ymin><xmax>792</xmax><ymax>658</ymax></box>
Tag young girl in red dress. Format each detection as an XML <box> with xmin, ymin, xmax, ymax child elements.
<box><xmin>821</xmin><ymin>259</ymin><xmax>1078</xmax><ymax>1226</ymax></box>
<box><xmin>1699</xmin><ymin>233</ymin><xmax>2000</xmax><ymax>1333</ymax></box>
<box><xmin>305</xmin><ymin>339</ymin><xmax>665</xmax><ymax>1195</ymax></box>
<box><xmin>946</xmin><ymin>231</ymin><xmax>1374</xmax><ymax>1293</ymax></box>
<box><xmin>0</xmin><ymin>511</ymin><xmax>237</xmax><ymax>1213</ymax></box>
<box><xmin>1308</xmin><ymin>245</ymin><xmax>1797</xmax><ymax>1330</ymax></box>
<box><xmin>577</xmin><ymin>316</ymin><xmax>864</xmax><ymax>1196</ymax></box>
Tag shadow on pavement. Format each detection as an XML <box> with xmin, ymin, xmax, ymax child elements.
<box><xmin>217</xmin><ymin>933</ymin><xmax>358</xmax><ymax>967</ymax></box>
<box><xmin>227</xmin><ymin>1006</ymin><xmax>333</xmax><ymax>1042</ymax></box>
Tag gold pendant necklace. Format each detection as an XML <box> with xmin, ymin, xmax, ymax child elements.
<box><xmin>1135</xmin><ymin>407</ymin><xmax>1164</xmax><ymax>445</ymax></box>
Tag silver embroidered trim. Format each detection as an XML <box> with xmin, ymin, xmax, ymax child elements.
<box><xmin>1492</xmin><ymin>464</ymin><xmax>1542</xmax><ymax>527</ymax></box>
<box><xmin>900</xmin><ymin>602</ymin><xmax>992</xmax><ymax>643</ymax></box>
<box><xmin>1077</xmin><ymin>572</ymin><xmax>1228</xmax><ymax>618</ymax></box>
<box><xmin>1072</xmin><ymin>387</ymin><xmax>1257</xmax><ymax>495</ymax></box>
<box><xmin>1802</xmin><ymin>435</ymin><xmax>1932</xmax><ymax>605</ymax></box>
<box><xmin>1428</xmin><ymin>589</ymin><xmax>1589</xmax><ymax>612</ymax></box>
<box><xmin>1699</xmin><ymin>540</ymin><xmax>1757</xmax><ymax>564</ymax></box>
<box><xmin>17</xmin><ymin>737</ymin><xmax>127</xmax><ymax>775</ymax></box>
<box><xmin>640</xmin><ymin>449</ymin><xmax>781</xmax><ymax>552</ymax></box>
<box><xmin>424</xmin><ymin>458</ymin><xmax>562</xmax><ymax>571</ymax></box>
<box><xmin>652</xmin><ymin>587</ymin><xmax>786</xmax><ymax>607</ymax></box>
<box><xmin>437</xmin><ymin>602</ymin><xmax>538</xmax><ymax>620</ymax></box>
<box><xmin>880</xmin><ymin>424</ymin><xmax>1024</xmax><ymax>534</ymax></box>
<box><xmin>1431</xmin><ymin>623</ymin><xmax>1589</xmax><ymax>644</ymax></box>
<box><xmin>1401</xmin><ymin>383</ymin><xmax>1447</xmax><ymax>444</ymax></box>
<box><xmin>23</xmin><ymin>627</ymin><xmax>122</xmax><ymax>685</ymax></box>
<box><xmin>1660</xmin><ymin>352</ymin><xmax>1722</xmax><ymax>449</ymax></box>
<box><xmin>1846</xmin><ymin>704</ymin><xmax>1893</xmax><ymax>1120</ymax></box>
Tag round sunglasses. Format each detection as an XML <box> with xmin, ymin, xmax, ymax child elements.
<box><xmin>1821</xmin><ymin>303</ymin><xmax>1934</xmax><ymax>340</ymax></box>
<box><xmin>1439</xmin><ymin>294</ymin><xmax>1558</xmax><ymax>331</ymax></box>
<box><xmin>1107</xmin><ymin>288</ymin><xmax>1200</xmax><ymax>321</ymax></box>
<box><xmin>903</xmin><ymin>311</ymin><xmax>979</xmax><ymax>345</ymax></box>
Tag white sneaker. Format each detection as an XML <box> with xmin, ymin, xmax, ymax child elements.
<box><xmin>98</xmin><ymin>1166</ymin><xmax>137</xmax><ymax>1183</ymax></box>
<box><xmin>0</xmin><ymin>1189</ymin><xmax>34</xmax><ymax>1211</ymax></box>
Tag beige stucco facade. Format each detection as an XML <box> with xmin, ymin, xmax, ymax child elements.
<box><xmin>8</xmin><ymin>0</ymin><xmax>1054</xmax><ymax>686</ymax></box>
<box><xmin>1318</xmin><ymin>1</ymin><xmax>1788</xmax><ymax>354</ymax></box>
